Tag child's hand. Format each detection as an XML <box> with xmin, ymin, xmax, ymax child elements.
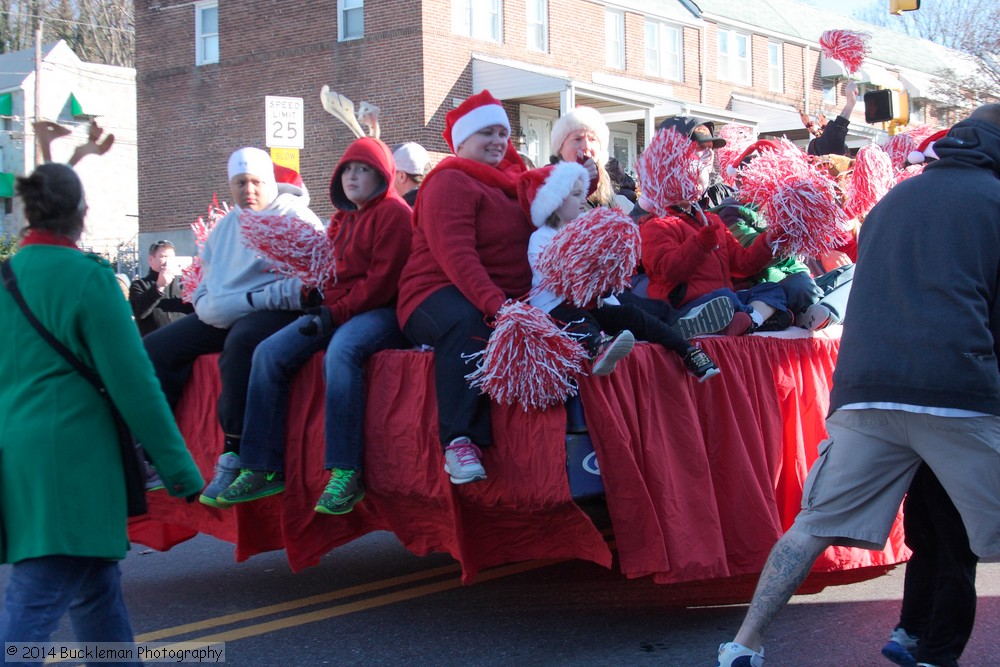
<box><xmin>696</xmin><ymin>222</ymin><xmax>722</xmax><ymax>250</ymax></box>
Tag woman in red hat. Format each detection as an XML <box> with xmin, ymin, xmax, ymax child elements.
<box><xmin>396</xmin><ymin>90</ymin><xmax>532</xmax><ymax>485</ymax></box>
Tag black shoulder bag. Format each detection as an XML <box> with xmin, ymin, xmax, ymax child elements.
<box><xmin>1</xmin><ymin>261</ymin><xmax>147</xmax><ymax>517</ymax></box>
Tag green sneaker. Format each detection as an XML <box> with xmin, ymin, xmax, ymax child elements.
<box><xmin>314</xmin><ymin>468</ymin><xmax>365</xmax><ymax>515</ymax></box>
<box><xmin>215</xmin><ymin>469</ymin><xmax>285</xmax><ymax>507</ymax></box>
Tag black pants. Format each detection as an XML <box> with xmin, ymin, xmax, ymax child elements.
<box><xmin>143</xmin><ymin>310</ymin><xmax>300</xmax><ymax>442</ymax></box>
<box><xmin>549</xmin><ymin>302</ymin><xmax>689</xmax><ymax>357</ymax></box>
<box><xmin>403</xmin><ymin>286</ymin><xmax>495</xmax><ymax>448</ymax></box>
<box><xmin>898</xmin><ymin>463</ymin><xmax>979</xmax><ymax>667</ymax></box>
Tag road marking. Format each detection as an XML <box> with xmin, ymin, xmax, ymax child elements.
<box><xmin>135</xmin><ymin>563</ymin><xmax>462</xmax><ymax>641</ymax></box>
<box><xmin>140</xmin><ymin>559</ymin><xmax>563</xmax><ymax>648</ymax></box>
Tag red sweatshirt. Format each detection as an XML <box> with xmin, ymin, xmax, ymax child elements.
<box><xmin>396</xmin><ymin>153</ymin><xmax>533</xmax><ymax>328</ymax></box>
<box><xmin>323</xmin><ymin>137</ymin><xmax>413</xmax><ymax>325</ymax></box>
<box><xmin>640</xmin><ymin>208</ymin><xmax>773</xmax><ymax>306</ymax></box>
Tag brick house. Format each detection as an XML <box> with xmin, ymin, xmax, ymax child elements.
<box><xmin>134</xmin><ymin>0</ymin><xmax>984</xmax><ymax>251</ymax></box>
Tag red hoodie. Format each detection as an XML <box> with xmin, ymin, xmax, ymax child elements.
<box><xmin>323</xmin><ymin>137</ymin><xmax>413</xmax><ymax>325</ymax></box>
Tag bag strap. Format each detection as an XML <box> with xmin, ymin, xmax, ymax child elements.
<box><xmin>1</xmin><ymin>260</ymin><xmax>109</xmax><ymax>400</ymax></box>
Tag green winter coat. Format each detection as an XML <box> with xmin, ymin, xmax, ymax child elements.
<box><xmin>0</xmin><ymin>244</ymin><xmax>203</xmax><ymax>564</ymax></box>
<box><xmin>712</xmin><ymin>202</ymin><xmax>810</xmax><ymax>286</ymax></box>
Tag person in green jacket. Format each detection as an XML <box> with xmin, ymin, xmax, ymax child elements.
<box><xmin>0</xmin><ymin>163</ymin><xmax>203</xmax><ymax>661</ymax></box>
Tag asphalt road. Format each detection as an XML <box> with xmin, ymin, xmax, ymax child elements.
<box><xmin>3</xmin><ymin>528</ymin><xmax>999</xmax><ymax>666</ymax></box>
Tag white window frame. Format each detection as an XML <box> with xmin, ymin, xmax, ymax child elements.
<box><xmin>768</xmin><ymin>41</ymin><xmax>783</xmax><ymax>93</ymax></box>
<box><xmin>644</xmin><ymin>20</ymin><xmax>682</xmax><ymax>82</ymax></box>
<box><xmin>339</xmin><ymin>0</ymin><xmax>364</xmax><ymax>41</ymax></box>
<box><xmin>608</xmin><ymin>122</ymin><xmax>638</xmax><ymax>178</ymax></box>
<box><xmin>526</xmin><ymin>0</ymin><xmax>548</xmax><ymax>53</ymax></box>
<box><xmin>452</xmin><ymin>0</ymin><xmax>503</xmax><ymax>44</ymax></box>
<box><xmin>194</xmin><ymin>0</ymin><xmax>219</xmax><ymax>67</ymax></box>
<box><xmin>605</xmin><ymin>9</ymin><xmax>625</xmax><ymax>70</ymax></box>
<box><xmin>717</xmin><ymin>28</ymin><xmax>751</xmax><ymax>86</ymax></box>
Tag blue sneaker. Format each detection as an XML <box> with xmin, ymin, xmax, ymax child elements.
<box><xmin>199</xmin><ymin>452</ymin><xmax>241</xmax><ymax>508</ymax></box>
<box><xmin>881</xmin><ymin>627</ymin><xmax>918</xmax><ymax>666</ymax></box>
<box><xmin>717</xmin><ymin>642</ymin><xmax>764</xmax><ymax>667</ymax></box>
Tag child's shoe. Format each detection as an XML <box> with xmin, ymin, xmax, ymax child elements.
<box><xmin>682</xmin><ymin>346</ymin><xmax>720</xmax><ymax>382</ymax></box>
<box><xmin>215</xmin><ymin>469</ymin><xmax>285</xmax><ymax>507</ymax></box>
<box><xmin>717</xmin><ymin>641</ymin><xmax>764</xmax><ymax>667</ymax></box>
<box><xmin>676</xmin><ymin>296</ymin><xmax>735</xmax><ymax>338</ymax></box>
<box><xmin>722</xmin><ymin>311</ymin><xmax>754</xmax><ymax>336</ymax></box>
<box><xmin>591</xmin><ymin>330</ymin><xmax>635</xmax><ymax>376</ymax></box>
<box><xmin>753</xmin><ymin>309</ymin><xmax>793</xmax><ymax>332</ymax></box>
<box><xmin>315</xmin><ymin>468</ymin><xmax>365</xmax><ymax>515</ymax></box>
<box><xmin>881</xmin><ymin>627</ymin><xmax>918</xmax><ymax>667</ymax></box>
<box><xmin>199</xmin><ymin>452</ymin><xmax>242</xmax><ymax>508</ymax></box>
<box><xmin>797</xmin><ymin>303</ymin><xmax>838</xmax><ymax>331</ymax></box>
<box><xmin>444</xmin><ymin>437</ymin><xmax>487</xmax><ymax>484</ymax></box>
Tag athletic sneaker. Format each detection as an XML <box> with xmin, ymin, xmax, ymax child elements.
<box><xmin>443</xmin><ymin>437</ymin><xmax>487</xmax><ymax>484</ymax></box>
<box><xmin>591</xmin><ymin>330</ymin><xmax>635</xmax><ymax>376</ymax></box>
<box><xmin>682</xmin><ymin>346</ymin><xmax>720</xmax><ymax>382</ymax></box>
<box><xmin>754</xmin><ymin>309</ymin><xmax>794</xmax><ymax>332</ymax></box>
<box><xmin>675</xmin><ymin>296</ymin><xmax>735</xmax><ymax>339</ymax></box>
<box><xmin>315</xmin><ymin>468</ymin><xmax>365</xmax><ymax>515</ymax></box>
<box><xmin>199</xmin><ymin>452</ymin><xmax>242</xmax><ymax>508</ymax></box>
<box><xmin>215</xmin><ymin>469</ymin><xmax>285</xmax><ymax>507</ymax></box>
<box><xmin>722</xmin><ymin>311</ymin><xmax>754</xmax><ymax>336</ymax></box>
<box><xmin>143</xmin><ymin>458</ymin><xmax>165</xmax><ymax>492</ymax></box>
<box><xmin>797</xmin><ymin>303</ymin><xmax>838</xmax><ymax>331</ymax></box>
<box><xmin>881</xmin><ymin>627</ymin><xmax>918</xmax><ymax>667</ymax></box>
<box><xmin>717</xmin><ymin>642</ymin><xmax>764</xmax><ymax>667</ymax></box>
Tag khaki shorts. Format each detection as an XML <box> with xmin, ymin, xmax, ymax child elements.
<box><xmin>791</xmin><ymin>408</ymin><xmax>1000</xmax><ymax>558</ymax></box>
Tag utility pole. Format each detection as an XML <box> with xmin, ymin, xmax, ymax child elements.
<box><xmin>34</xmin><ymin>19</ymin><xmax>43</xmax><ymax>166</ymax></box>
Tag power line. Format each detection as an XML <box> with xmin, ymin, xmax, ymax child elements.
<box><xmin>0</xmin><ymin>8</ymin><xmax>133</xmax><ymax>35</ymax></box>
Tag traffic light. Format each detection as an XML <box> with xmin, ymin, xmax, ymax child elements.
<box><xmin>890</xmin><ymin>0</ymin><xmax>920</xmax><ymax>14</ymax></box>
<box><xmin>864</xmin><ymin>89</ymin><xmax>910</xmax><ymax>125</ymax></box>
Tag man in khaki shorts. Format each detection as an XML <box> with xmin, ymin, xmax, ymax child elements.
<box><xmin>715</xmin><ymin>103</ymin><xmax>1000</xmax><ymax>667</ymax></box>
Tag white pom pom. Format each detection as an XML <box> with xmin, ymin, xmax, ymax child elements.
<box><xmin>907</xmin><ymin>150</ymin><xmax>926</xmax><ymax>165</ymax></box>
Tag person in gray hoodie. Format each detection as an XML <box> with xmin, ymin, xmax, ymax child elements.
<box><xmin>715</xmin><ymin>103</ymin><xmax>1000</xmax><ymax>667</ymax></box>
<box><xmin>143</xmin><ymin>147</ymin><xmax>323</xmax><ymax>507</ymax></box>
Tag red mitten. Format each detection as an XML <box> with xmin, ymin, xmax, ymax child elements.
<box><xmin>696</xmin><ymin>222</ymin><xmax>722</xmax><ymax>250</ymax></box>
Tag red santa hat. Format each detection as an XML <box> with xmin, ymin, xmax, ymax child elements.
<box><xmin>726</xmin><ymin>139</ymin><xmax>785</xmax><ymax>177</ymax></box>
<box><xmin>517</xmin><ymin>162</ymin><xmax>590</xmax><ymax>227</ymax></box>
<box><xmin>443</xmin><ymin>90</ymin><xmax>511</xmax><ymax>154</ymax></box>
<box><xmin>907</xmin><ymin>129</ymin><xmax>948</xmax><ymax>164</ymax></box>
<box><xmin>273</xmin><ymin>164</ymin><xmax>304</xmax><ymax>188</ymax></box>
<box><xmin>550</xmin><ymin>106</ymin><xmax>610</xmax><ymax>165</ymax></box>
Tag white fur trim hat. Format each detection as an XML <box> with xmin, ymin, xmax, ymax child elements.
<box><xmin>550</xmin><ymin>107</ymin><xmax>610</xmax><ymax>164</ymax></box>
<box><xmin>517</xmin><ymin>161</ymin><xmax>590</xmax><ymax>227</ymax></box>
<box><xmin>444</xmin><ymin>90</ymin><xmax>511</xmax><ymax>153</ymax></box>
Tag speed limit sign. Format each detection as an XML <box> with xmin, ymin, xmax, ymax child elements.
<box><xmin>265</xmin><ymin>96</ymin><xmax>304</xmax><ymax>149</ymax></box>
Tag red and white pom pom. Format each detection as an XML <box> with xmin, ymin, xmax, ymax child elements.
<box><xmin>715</xmin><ymin>124</ymin><xmax>757</xmax><ymax>184</ymax></box>
<box><xmin>636</xmin><ymin>126</ymin><xmax>703</xmax><ymax>215</ymax></box>
<box><xmin>736</xmin><ymin>138</ymin><xmax>817</xmax><ymax>209</ymax></box>
<box><xmin>239</xmin><ymin>210</ymin><xmax>337</xmax><ymax>289</ymax></box>
<box><xmin>895</xmin><ymin>164</ymin><xmax>924</xmax><ymax>184</ymax></box>
<box><xmin>534</xmin><ymin>207</ymin><xmax>640</xmax><ymax>308</ymax></box>
<box><xmin>845</xmin><ymin>144</ymin><xmax>895</xmax><ymax>219</ymax></box>
<box><xmin>465</xmin><ymin>300</ymin><xmax>588</xmax><ymax>412</ymax></box>
<box><xmin>819</xmin><ymin>29</ymin><xmax>870</xmax><ymax>75</ymax></box>
<box><xmin>180</xmin><ymin>195</ymin><xmax>229</xmax><ymax>303</ymax></box>
<box><xmin>766</xmin><ymin>177</ymin><xmax>852</xmax><ymax>258</ymax></box>
<box><xmin>879</xmin><ymin>133</ymin><xmax>917</xmax><ymax>172</ymax></box>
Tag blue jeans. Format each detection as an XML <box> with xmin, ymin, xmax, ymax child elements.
<box><xmin>0</xmin><ymin>556</ymin><xmax>140</xmax><ymax>667</ymax></box>
<box><xmin>240</xmin><ymin>307</ymin><xmax>407</xmax><ymax>472</ymax></box>
<box><xmin>681</xmin><ymin>282</ymin><xmax>787</xmax><ymax>316</ymax></box>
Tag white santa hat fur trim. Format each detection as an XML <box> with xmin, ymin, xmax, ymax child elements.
<box><xmin>550</xmin><ymin>107</ymin><xmax>610</xmax><ymax>165</ymax></box>
<box><xmin>518</xmin><ymin>161</ymin><xmax>590</xmax><ymax>227</ymax></box>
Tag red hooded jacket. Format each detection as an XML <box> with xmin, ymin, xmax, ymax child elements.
<box><xmin>640</xmin><ymin>207</ymin><xmax>773</xmax><ymax>307</ymax></box>
<box><xmin>324</xmin><ymin>137</ymin><xmax>413</xmax><ymax>325</ymax></box>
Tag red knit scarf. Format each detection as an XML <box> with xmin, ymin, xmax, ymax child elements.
<box><xmin>19</xmin><ymin>229</ymin><xmax>80</xmax><ymax>249</ymax></box>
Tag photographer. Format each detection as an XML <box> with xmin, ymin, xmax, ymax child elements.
<box><xmin>128</xmin><ymin>239</ymin><xmax>193</xmax><ymax>336</ymax></box>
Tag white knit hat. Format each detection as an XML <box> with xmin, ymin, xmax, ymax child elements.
<box><xmin>227</xmin><ymin>147</ymin><xmax>278</xmax><ymax>206</ymax></box>
<box><xmin>550</xmin><ymin>107</ymin><xmax>610</xmax><ymax>164</ymax></box>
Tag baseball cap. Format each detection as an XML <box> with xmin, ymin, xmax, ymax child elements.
<box><xmin>656</xmin><ymin>117</ymin><xmax>727</xmax><ymax>148</ymax></box>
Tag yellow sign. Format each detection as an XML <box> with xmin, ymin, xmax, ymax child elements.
<box><xmin>270</xmin><ymin>147</ymin><xmax>300</xmax><ymax>173</ymax></box>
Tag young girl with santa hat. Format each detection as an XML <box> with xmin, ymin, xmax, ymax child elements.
<box><xmin>396</xmin><ymin>90</ymin><xmax>532</xmax><ymax>485</ymax></box>
<box><xmin>521</xmin><ymin>161</ymin><xmax>721</xmax><ymax>381</ymax></box>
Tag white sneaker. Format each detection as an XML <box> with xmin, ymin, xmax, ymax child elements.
<box><xmin>591</xmin><ymin>330</ymin><xmax>635</xmax><ymax>376</ymax></box>
<box><xmin>797</xmin><ymin>303</ymin><xmax>837</xmax><ymax>331</ymax></box>
<box><xmin>717</xmin><ymin>641</ymin><xmax>764</xmax><ymax>667</ymax></box>
<box><xmin>443</xmin><ymin>438</ymin><xmax>486</xmax><ymax>485</ymax></box>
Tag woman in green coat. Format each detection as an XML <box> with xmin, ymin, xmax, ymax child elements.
<box><xmin>0</xmin><ymin>163</ymin><xmax>203</xmax><ymax>660</ymax></box>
